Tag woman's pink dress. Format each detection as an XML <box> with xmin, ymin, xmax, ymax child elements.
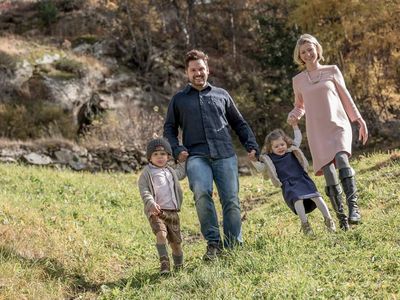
<box><xmin>290</xmin><ymin>65</ymin><xmax>362</xmax><ymax>175</ymax></box>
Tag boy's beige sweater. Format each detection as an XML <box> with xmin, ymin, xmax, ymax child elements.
<box><xmin>137</xmin><ymin>162</ymin><xmax>186</xmax><ymax>219</ymax></box>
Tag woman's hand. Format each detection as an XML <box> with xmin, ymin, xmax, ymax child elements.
<box><xmin>357</xmin><ymin>118</ymin><xmax>368</xmax><ymax>145</ymax></box>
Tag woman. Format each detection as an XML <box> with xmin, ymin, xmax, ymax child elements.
<box><xmin>288</xmin><ymin>34</ymin><xmax>368</xmax><ymax>230</ymax></box>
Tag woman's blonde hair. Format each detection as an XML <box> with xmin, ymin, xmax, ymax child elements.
<box><xmin>262</xmin><ymin>129</ymin><xmax>293</xmax><ymax>154</ymax></box>
<box><xmin>293</xmin><ymin>34</ymin><xmax>324</xmax><ymax>68</ymax></box>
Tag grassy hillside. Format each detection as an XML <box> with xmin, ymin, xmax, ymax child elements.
<box><xmin>0</xmin><ymin>151</ymin><xmax>399</xmax><ymax>299</ymax></box>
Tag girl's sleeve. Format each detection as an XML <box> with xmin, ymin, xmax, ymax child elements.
<box><xmin>332</xmin><ymin>65</ymin><xmax>362</xmax><ymax>122</ymax></box>
<box><xmin>293</xmin><ymin>127</ymin><xmax>302</xmax><ymax>147</ymax></box>
<box><xmin>250</xmin><ymin>160</ymin><xmax>266</xmax><ymax>173</ymax></box>
<box><xmin>289</xmin><ymin>78</ymin><xmax>306</xmax><ymax>119</ymax></box>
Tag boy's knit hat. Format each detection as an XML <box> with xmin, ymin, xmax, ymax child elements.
<box><xmin>146</xmin><ymin>138</ymin><xmax>172</xmax><ymax>160</ymax></box>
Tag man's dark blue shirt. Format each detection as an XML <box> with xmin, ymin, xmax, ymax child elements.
<box><xmin>163</xmin><ymin>83</ymin><xmax>259</xmax><ymax>159</ymax></box>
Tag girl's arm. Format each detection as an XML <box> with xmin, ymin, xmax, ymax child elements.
<box><xmin>288</xmin><ymin>116</ymin><xmax>302</xmax><ymax>147</ymax></box>
<box><xmin>250</xmin><ymin>159</ymin><xmax>266</xmax><ymax>173</ymax></box>
<box><xmin>293</xmin><ymin>126</ymin><xmax>302</xmax><ymax>147</ymax></box>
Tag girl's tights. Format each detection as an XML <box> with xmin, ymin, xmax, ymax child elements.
<box><xmin>294</xmin><ymin>197</ymin><xmax>332</xmax><ymax>223</ymax></box>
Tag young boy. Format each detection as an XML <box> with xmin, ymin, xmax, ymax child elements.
<box><xmin>137</xmin><ymin>138</ymin><xmax>186</xmax><ymax>275</ymax></box>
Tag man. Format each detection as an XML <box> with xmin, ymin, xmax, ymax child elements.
<box><xmin>163</xmin><ymin>49</ymin><xmax>259</xmax><ymax>260</ymax></box>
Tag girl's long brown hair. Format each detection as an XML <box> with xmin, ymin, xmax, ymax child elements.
<box><xmin>262</xmin><ymin>129</ymin><xmax>293</xmax><ymax>154</ymax></box>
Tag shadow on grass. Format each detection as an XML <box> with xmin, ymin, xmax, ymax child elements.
<box><xmin>242</xmin><ymin>190</ymin><xmax>280</xmax><ymax>213</ymax></box>
<box><xmin>125</xmin><ymin>268</ymin><xmax>163</xmax><ymax>289</ymax></box>
<box><xmin>0</xmin><ymin>245</ymin><xmax>161</xmax><ymax>297</ymax></box>
<box><xmin>358</xmin><ymin>153</ymin><xmax>400</xmax><ymax>175</ymax></box>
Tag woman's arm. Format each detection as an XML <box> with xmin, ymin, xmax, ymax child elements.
<box><xmin>288</xmin><ymin>78</ymin><xmax>306</xmax><ymax>122</ymax></box>
<box><xmin>332</xmin><ymin>66</ymin><xmax>368</xmax><ymax>144</ymax></box>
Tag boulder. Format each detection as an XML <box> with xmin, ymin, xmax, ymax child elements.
<box><xmin>22</xmin><ymin>152</ymin><xmax>52</xmax><ymax>165</ymax></box>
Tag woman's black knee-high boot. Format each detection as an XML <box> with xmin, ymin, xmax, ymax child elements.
<box><xmin>339</xmin><ymin>167</ymin><xmax>361</xmax><ymax>224</ymax></box>
<box><xmin>325</xmin><ymin>184</ymin><xmax>349</xmax><ymax>231</ymax></box>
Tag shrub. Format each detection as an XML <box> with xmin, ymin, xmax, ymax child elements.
<box><xmin>72</xmin><ymin>35</ymin><xmax>99</xmax><ymax>47</ymax></box>
<box><xmin>53</xmin><ymin>58</ymin><xmax>84</xmax><ymax>77</ymax></box>
<box><xmin>79</xmin><ymin>105</ymin><xmax>164</xmax><ymax>150</ymax></box>
<box><xmin>0</xmin><ymin>50</ymin><xmax>16</xmax><ymax>70</ymax></box>
<box><xmin>0</xmin><ymin>100</ymin><xmax>77</xmax><ymax>140</ymax></box>
<box><xmin>56</xmin><ymin>0</ymin><xmax>84</xmax><ymax>12</ymax></box>
<box><xmin>38</xmin><ymin>0</ymin><xmax>58</xmax><ymax>26</ymax></box>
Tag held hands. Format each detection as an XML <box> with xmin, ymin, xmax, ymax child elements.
<box><xmin>149</xmin><ymin>203</ymin><xmax>161</xmax><ymax>216</ymax></box>
<box><xmin>357</xmin><ymin>118</ymin><xmax>368</xmax><ymax>145</ymax></box>
<box><xmin>248</xmin><ymin>149</ymin><xmax>257</xmax><ymax>162</ymax></box>
<box><xmin>178</xmin><ymin>151</ymin><xmax>189</xmax><ymax>162</ymax></box>
<box><xmin>287</xmin><ymin>115</ymin><xmax>299</xmax><ymax>128</ymax></box>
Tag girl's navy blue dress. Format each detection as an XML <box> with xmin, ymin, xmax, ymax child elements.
<box><xmin>269</xmin><ymin>152</ymin><xmax>319</xmax><ymax>214</ymax></box>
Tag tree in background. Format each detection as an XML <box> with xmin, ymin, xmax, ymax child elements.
<box><xmin>2</xmin><ymin>0</ymin><xmax>398</xmax><ymax>149</ymax></box>
<box><xmin>232</xmin><ymin>0</ymin><xmax>300</xmax><ymax>144</ymax></box>
<box><xmin>114</xmin><ymin>0</ymin><xmax>399</xmax><ymax>147</ymax></box>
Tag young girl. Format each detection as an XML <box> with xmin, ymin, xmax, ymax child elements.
<box><xmin>251</xmin><ymin>119</ymin><xmax>336</xmax><ymax>235</ymax></box>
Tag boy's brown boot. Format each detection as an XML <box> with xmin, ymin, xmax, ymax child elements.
<box><xmin>324</xmin><ymin>217</ymin><xmax>336</xmax><ymax>233</ymax></box>
<box><xmin>172</xmin><ymin>254</ymin><xmax>184</xmax><ymax>271</ymax></box>
<box><xmin>301</xmin><ymin>221</ymin><xmax>314</xmax><ymax>236</ymax></box>
<box><xmin>159</xmin><ymin>256</ymin><xmax>170</xmax><ymax>275</ymax></box>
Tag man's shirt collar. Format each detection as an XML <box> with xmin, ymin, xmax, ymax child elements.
<box><xmin>184</xmin><ymin>83</ymin><xmax>212</xmax><ymax>94</ymax></box>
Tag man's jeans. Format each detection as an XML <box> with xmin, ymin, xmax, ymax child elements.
<box><xmin>186</xmin><ymin>155</ymin><xmax>243</xmax><ymax>248</ymax></box>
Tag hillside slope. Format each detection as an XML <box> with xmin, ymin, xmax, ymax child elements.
<box><xmin>0</xmin><ymin>151</ymin><xmax>399</xmax><ymax>299</ymax></box>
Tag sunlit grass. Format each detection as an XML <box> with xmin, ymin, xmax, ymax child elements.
<box><xmin>0</xmin><ymin>151</ymin><xmax>399</xmax><ymax>299</ymax></box>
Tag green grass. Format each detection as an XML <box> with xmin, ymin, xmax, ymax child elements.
<box><xmin>0</xmin><ymin>151</ymin><xmax>399</xmax><ymax>299</ymax></box>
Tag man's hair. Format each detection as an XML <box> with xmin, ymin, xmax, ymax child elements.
<box><xmin>185</xmin><ymin>49</ymin><xmax>208</xmax><ymax>69</ymax></box>
<box><xmin>262</xmin><ymin>129</ymin><xmax>293</xmax><ymax>154</ymax></box>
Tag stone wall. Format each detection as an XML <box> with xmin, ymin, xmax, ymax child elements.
<box><xmin>0</xmin><ymin>140</ymin><xmax>146</xmax><ymax>173</ymax></box>
<box><xmin>0</xmin><ymin>141</ymin><xmax>252</xmax><ymax>175</ymax></box>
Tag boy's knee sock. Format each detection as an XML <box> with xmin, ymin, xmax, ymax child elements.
<box><xmin>172</xmin><ymin>254</ymin><xmax>183</xmax><ymax>266</ymax></box>
<box><xmin>156</xmin><ymin>243</ymin><xmax>168</xmax><ymax>258</ymax></box>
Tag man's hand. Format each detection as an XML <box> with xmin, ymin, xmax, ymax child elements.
<box><xmin>248</xmin><ymin>149</ymin><xmax>257</xmax><ymax>161</ymax></box>
<box><xmin>178</xmin><ymin>151</ymin><xmax>189</xmax><ymax>162</ymax></box>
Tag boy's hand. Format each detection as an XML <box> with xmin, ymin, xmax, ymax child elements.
<box><xmin>149</xmin><ymin>203</ymin><xmax>161</xmax><ymax>216</ymax></box>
